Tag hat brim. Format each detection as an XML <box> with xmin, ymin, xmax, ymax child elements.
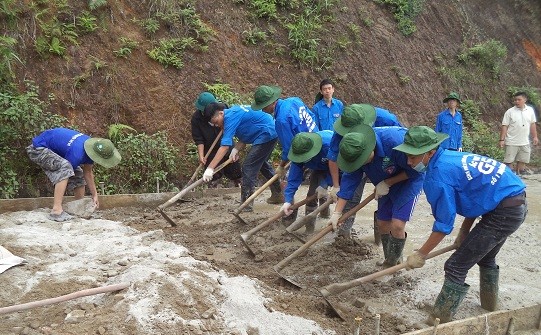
<box><xmin>288</xmin><ymin>132</ymin><xmax>322</xmax><ymax>163</ymax></box>
<box><xmin>84</xmin><ymin>138</ymin><xmax>122</xmax><ymax>168</ymax></box>
<box><xmin>443</xmin><ymin>97</ymin><xmax>462</xmax><ymax>104</ymax></box>
<box><xmin>337</xmin><ymin>125</ymin><xmax>376</xmax><ymax>173</ymax></box>
<box><xmin>393</xmin><ymin>133</ymin><xmax>448</xmax><ymax>155</ymax></box>
<box><xmin>251</xmin><ymin>86</ymin><xmax>282</xmax><ymax>110</ymax></box>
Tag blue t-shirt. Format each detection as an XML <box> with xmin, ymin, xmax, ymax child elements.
<box><xmin>424</xmin><ymin>148</ymin><xmax>525</xmax><ymax>234</ymax></box>
<box><xmin>274</xmin><ymin>98</ymin><xmax>319</xmax><ymax>161</ymax></box>
<box><xmin>435</xmin><ymin>109</ymin><xmax>463</xmax><ymax>150</ymax></box>
<box><xmin>312</xmin><ymin>98</ymin><xmax>344</xmax><ymax>131</ymax></box>
<box><xmin>374</xmin><ymin>107</ymin><xmax>403</xmax><ymax>127</ymax></box>
<box><xmin>284</xmin><ymin>130</ymin><xmax>333</xmax><ymax>203</ymax></box>
<box><xmin>32</xmin><ymin>128</ymin><xmax>93</xmax><ymax>168</ymax></box>
<box><xmin>221</xmin><ymin>105</ymin><xmax>277</xmax><ymax>146</ymax></box>
<box><xmin>337</xmin><ymin>127</ymin><xmax>424</xmax><ymax>208</ymax></box>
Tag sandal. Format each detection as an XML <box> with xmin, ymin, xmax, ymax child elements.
<box><xmin>48</xmin><ymin>211</ymin><xmax>73</xmax><ymax>222</ymax></box>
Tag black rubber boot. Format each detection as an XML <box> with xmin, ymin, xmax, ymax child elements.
<box><xmin>240</xmin><ymin>187</ymin><xmax>254</xmax><ymax>212</ymax></box>
<box><xmin>376</xmin><ymin>233</ymin><xmax>390</xmax><ymax>266</ymax></box>
<box><xmin>480</xmin><ymin>266</ymin><xmax>499</xmax><ymax>311</ymax></box>
<box><xmin>383</xmin><ymin>233</ymin><xmax>406</xmax><ymax>267</ymax></box>
<box><xmin>304</xmin><ymin>205</ymin><xmax>317</xmax><ymax>234</ymax></box>
<box><xmin>430</xmin><ymin>279</ymin><xmax>470</xmax><ymax>323</ymax></box>
<box><xmin>319</xmin><ymin>197</ymin><xmax>330</xmax><ymax>218</ymax></box>
<box><xmin>266</xmin><ymin>182</ymin><xmax>284</xmax><ymax>204</ymax></box>
<box><xmin>337</xmin><ymin>216</ymin><xmax>355</xmax><ymax>238</ymax></box>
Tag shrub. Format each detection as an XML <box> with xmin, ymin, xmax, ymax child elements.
<box><xmin>458</xmin><ymin>39</ymin><xmax>507</xmax><ymax>78</ymax></box>
<box><xmin>461</xmin><ymin>99</ymin><xmax>504</xmax><ymax>160</ymax></box>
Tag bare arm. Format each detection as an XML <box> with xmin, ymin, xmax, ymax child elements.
<box><xmin>499</xmin><ymin>125</ymin><xmax>508</xmax><ymax>148</ymax></box>
<box><xmin>197</xmin><ymin>144</ymin><xmax>206</xmax><ymax>165</ymax></box>
<box><xmin>417</xmin><ymin>231</ymin><xmax>446</xmax><ymax>256</ymax></box>
<box><xmin>82</xmin><ymin>164</ymin><xmax>99</xmax><ymax>208</ymax></box>
<box><xmin>530</xmin><ymin>123</ymin><xmax>539</xmax><ymax>146</ymax></box>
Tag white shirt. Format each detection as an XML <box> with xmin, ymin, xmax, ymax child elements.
<box><xmin>501</xmin><ymin>105</ymin><xmax>537</xmax><ymax>146</ymax></box>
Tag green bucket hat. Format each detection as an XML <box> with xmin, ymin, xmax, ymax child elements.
<box><xmin>443</xmin><ymin>92</ymin><xmax>461</xmax><ymax>104</ymax></box>
<box><xmin>288</xmin><ymin>132</ymin><xmax>323</xmax><ymax>163</ymax></box>
<box><xmin>251</xmin><ymin>85</ymin><xmax>282</xmax><ymax>110</ymax></box>
<box><xmin>84</xmin><ymin>138</ymin><xmax>122</xmax><ymax>168</ymax></box>
<box><xmin>195</xmin><ymin>92</ymin><xmax>217</xmax><ymax>112</ymax></box>
<box><xmin>333</xmin><ymin>104</ymin><xmax>376</xmax><ymax>136</ymax></box>
<box><xmin>393</xmin><ymin>126</ymin><xmax>449</xmax><ymax>156</ymax></box>
<box><xmin>337</xmin><ymin>124</ymin><xmax>376</xmax><ymax>173</ymax></box>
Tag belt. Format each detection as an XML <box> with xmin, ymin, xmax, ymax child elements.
<box><xmin>497</xmin><ymin>192</ymin><xmax>526</xmax><ymax>208</ymax></box>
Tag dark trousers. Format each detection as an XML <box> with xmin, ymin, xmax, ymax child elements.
<box><xmin>305</xmin><ymin>170</ymin><xmax>329</xmax><ymax>208</ymax></box>
<box><xmin>242</xmin><ymin>139</ymin><xmax>279</xmax><ymax>193</ymax></box>
<box><xmin>444</xmin><ymin>201</ymin><xmax>527</xmax><ymax>285</ymax></box>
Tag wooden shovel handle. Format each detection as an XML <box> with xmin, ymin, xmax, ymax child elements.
<box><xmin>185</xmin><ymin>130</ymin><xmax>224</xmax><ymax>187</ymax></box>
<box><xmin>158</xmin><ymin>158</ymin><xmax>232</xmax><ymax>210</ymax></box>
<box><xmin>320</xmin><ymin>243</ymin><xmax>457</xmax><ymax>297</ymax></box>
<box><xmin>241</xmin><ymin>193</ymin><xmax>318</xmax><ymax>240</ymax></box>
<box><xmin>234</xmin><ymin>162</ymin><xmax>291</xmax><ymax>214</ymax></box>
<box><xmin>286</xmin><ymin>197</ymin><xmax>333</xmax><ymax>232</ymax></box>
<box><xmin>274</xmin><ymin>193</ymin><xmax>375</xmax><ymax>272</ymax></box>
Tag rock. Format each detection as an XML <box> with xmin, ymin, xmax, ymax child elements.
<box><xmin>396</xmin><ymin>324</ymin><xmax>407</xmax><ymax>333</ymax></box>
<box><xmin>79</xmin><ymin>302</ymin><xmax>95</xmax><ymax>311</ymax></box>
<box><xmin>117</xmin><ymin>259</ymin><xmax>129</xmax><ymax>266</ymax></box>
<box><xmin>201</xmin><ymin>307</ymin><xmax>216</xmax><ymax>319</ymax></box>
<box><xmin>29</xmin><ymin>321</ymin><xmax>40</xmax><ymax>329</ymax></box>
<box><xmin>138</xmin><ymin>251</ymin><xmax>151</xmax><ymax>258</ymax></box>
<box><xmin>246</xmin><ymin>325</ymin><xmax>260</xmax><ymax>335</ymax></box>
<box><xmin>11</xmin><ymin>326</ymin><xmax>23</xmax><ymax>334</ymax></box>
<box><xmin>63</xmin><ymin>198</ymin><xmax>96</xmax><ymax>218</ymax></box>
<box><xmin>353</xmin><ymin>298</ymin><xmax>366</xmax><ymax>308</ymax></box>
<box><xmin>97</xmin><ymin>326</ymin><xmax>107</xmax><ymax>335</ymax></box>
<box><xmin>65</xmin><ymin>309</ymin><xmax>86</xmax><ymax>323</ymax></box>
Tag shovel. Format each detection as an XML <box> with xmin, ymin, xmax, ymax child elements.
<box><xmin>184</xmin><ymin>130</ymin><xmax>223</xmax><ymax>189</ymax></box>
<box><xmin>157</xmin><ymin>158</ymin><xmax>233</xmax><ymax>226</ymax></box>
<box><xmin>285</xmin><ymin>197</ymin><xmax>333</xmax><ymax>233</ymax></box>
<box><xmin>232</xmin><ymin>162</ymin><xmax>290</xmax><ymax>225</ymax></box>
<box><xmin>273</xmin><ymin>193</ymin><xmax>376</xmax><ymax>288</ymax></box>
<box><xmin>239</xmin><ymin>194</ymin><xmax>318</xmax><ymax>256</ymax></box>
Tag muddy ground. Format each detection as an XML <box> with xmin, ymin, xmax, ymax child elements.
<box><xmin>1</xmin><ymin>176</ymin><xmax>540</xmax><ymax>335</ymax></box>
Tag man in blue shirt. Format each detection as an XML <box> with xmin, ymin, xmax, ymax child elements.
<box><xmin>280</xmin><ymin>130</ymin><xmax>334</xmax><ymax>234</ymax></box>
<box><xmin>435</xmin><ymin>92</ymin><xmax>463</xmax><ymax>151</ymax></box>
<box><xmin>312</xmin><ymin>79</ymin><xmax>344</xmax><ymax>131</ymax></box>
<box><xmin>202</xmin><ymin>103</ymin><xmax>282</xmax><ymax>211</ymax></box>
<box><xmin>27</xmin><ymin>128</ymin><xmax>121</xmax><ymax>221</ymax></box>
<box><xmin>251</xmin><ymin>85</ymin><xmax>320</xmax><ymax>216</ymax></box>
<box><xmin>332</xmin><ymin>124</ymin><xmax>424</xmax><ymax>267</ymax></box>
<box><xmin>395</xmin><ymin>126</ymin><xmax>527</xmax><ymax>324</ymax></box>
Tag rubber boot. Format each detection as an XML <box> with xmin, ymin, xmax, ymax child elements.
<box><xmin>384</xmin><ymin>233</ymin><xmax>406</xmax><ymax>266</ymax></box>
<box><xmin>266</xmin><ymin>182</ymin><xmax>284</xmax><ymax>204</ymax></box>
<box><xmin>479</xmin><ymin>266</ymin><xmax>499</xmax><ymax>311</ymax></box>
<box><xmin>430</xmin><ymin>279</ymin><xmax>470</xmax><ymax>323</ymax></box>
<box><xmin>281</xmin><ymin>208</ymin><xmax>298</xmax><ymax>226</ymax></box>
<box><xmin>319</xmin><ymin>197</ymin><xmax>330</xmax><ymax>218</ymax></box>
<box><xmin>304</xmin><ymin>205</ymin><xmax>317</xmax><ymax>234</ymax></box>
<box><xmin>376</xmin><ymin>234</ymin><xmax>390</xmax><ymax>266</ymax></box>
<box><xmin>240</xmin><ymin>187</ymin><xmax>254</xmax><ymax>212</ymax></box>
<box><xmin>337</xmin><ymin>215</ymin><xmax>355</xmax><ymax>238</ymax></box>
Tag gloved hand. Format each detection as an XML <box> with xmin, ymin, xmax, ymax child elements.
<box><xmin>330</xmin><ymin>212</ymin><xmax>341</xmax><ymax>231</ymax></box>
<box><xmin>316</xmin><ymin>186</ymin><xmax>328</xmax><ymax>199</ymax></box>
<box><xmin>202</xmin><ymin>167</ymin><xmax>214</xmax><ymax>182</ymax></box>
<box><xmin>275</xmin><ymin>165</ymin><xmax>286</xmax><ymax>178</ymax></box>
<box><xmin>405</xmin><ymin>251</ymin><xmax>426</xmax><ymax>270</ymax></box>
<box><xmin>280</xmin><ymin>202</ymin><xmax>293</xmax><ymax>216</ymax></box>
<box><xmin>229</xmin><ymin>148</ymin><xmax>239</xmax><ymax>162</ymax></box>
<box><xmin>328</xmin><ymin>187</ymin><xmax>339</xmax><ymax>202</ymax></box>
<box><xmin>454</xmin><ymin>229</ymin><xmax>467</xmax><ymax>247</ymax></box>
<box><xmin>375</xmin><ymin>180</ymin><xmax>390</xmax><ymax>199</ymax></box>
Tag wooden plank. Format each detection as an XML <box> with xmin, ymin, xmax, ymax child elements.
<box><xmin>404</xmin><ymin>304</ymin><xmax>541</xmax><ymax>335</ymax></box>
<box><xmin>0</xmin><ymin>188</ymin><xmax>239</xmax><ymax>213</ymax></box>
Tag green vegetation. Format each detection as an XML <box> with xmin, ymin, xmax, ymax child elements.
<box><xmin>242</xmin><ymin>27</ymin><xmax>269</xmax><ymax>45</ymax></box>
<box><xmin>461</xmin><ymin>99</ymin><xmax>504</xmax><ymax>160</ymax></box>
<box><xmin>77</xmin><ymin>11</ymin><xmax>99</xmax><ymax>33</ymax></box>
<box><xmin>507</xmin><ymin>86</ymin><xmax>540</xmax><ymax>107</ymax></box>
<box><xmin>458</xmin><ymin>39</ymin><xmax>507</xmax><ymax>78</ymax></box>
<box><xmin>0</xmin><ymin>36</ymin><xmax>21</xmax><ymax>91</ymax></box>
<box><xmin>147</xmin><ymin>37</ymin><xmax>198</xmax><ymax>69</ymax></box>
<box><xmin>89</xmin><ymin>0</ymin><xmax>108</xmax><ymax>10</ymax></box>
<box><xmin>113</xmin><ymin>37</ymin><xmax>139</xmax><ymax>58</ymax></box>
<box><xmin>203</xmin><ymin>82</ymin><xmax>247</xmax><ymax>105</ymax></box>
<box><xmin>374</xmin><ymin>0</ymin><xmax>426</xmax><ymax>36</ymax></box>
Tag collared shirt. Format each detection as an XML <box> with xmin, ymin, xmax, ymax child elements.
<box><xmin>312</xmin><ymin>98</ymin><xmax>344</xmax><ymax>131</ymax></box>
<box><xmin>284</xmin><ymin>130</ymin><xmax>333</xmax><ymax>203</ymax></box>
<box><xmin>337</xmin><ymin>127</ymin><xmax>424</xmax><ymax>208</ymax></box>
<box><xmin>501</xmin><ymin>105</ymin><xmax>537</xmax><ymax>145</ymax></box>
<box><xmin>424</xmin><ymin>148</ymin><xmax>526</xmax><ymax>234</ymax></box>
<box><xmin>374</xmin><ymin>107</ymin><xmax>403</xmax><ymax>127</ymax></box>
<box><xmin>32</xmin><ymin>128</ymin><xmax>93</xmax><ymax>168</ymax></box>
<box><xmin>435</xmin><ymin>108</ymin><xmax>463</xmax><ymax>150</ymax></box>
<box><xmin>274</xmin><ymin>98</ymin><xmax>319</xmax><ymax>161</ymax></box>
<box><xmin>222</xmin><ymin>105</ymin><xmax>277</xmax><ymax>146</ymax></box>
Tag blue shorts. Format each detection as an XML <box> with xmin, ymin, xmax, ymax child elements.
<box><xmin>376</xmin><ymin>193</ymin><xmax>420</xmax><ymax>222</ymax></box>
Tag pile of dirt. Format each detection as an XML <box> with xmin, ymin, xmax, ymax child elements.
<box><xmin>1</xmin><ymin>177</ymin><xmax>541</xmax><ymax>335</ymax></box>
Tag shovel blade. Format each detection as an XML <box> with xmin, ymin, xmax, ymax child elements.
<box><xmin>157</xmin><ymin>208</ymin><xmax>177</xmax><ymax>227</ymax></box>
<box><xmin>231</xmin><ymin>212</ymin><xmax>249</xmax><ymax>225</ymax></box>
<box><xmin>273</xmin><ymin>267</ymin><xmax>304</xmax><ymax>289</ymax></box>
<box><xmin>321</xmin><ymin>296</ymin><xmax>348</xmax><ymax>320</ymax></box>
<box><xmin>239</xmin><ymin>234</ymin><xmax>256</xmax><ymax>256</ymax></box>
